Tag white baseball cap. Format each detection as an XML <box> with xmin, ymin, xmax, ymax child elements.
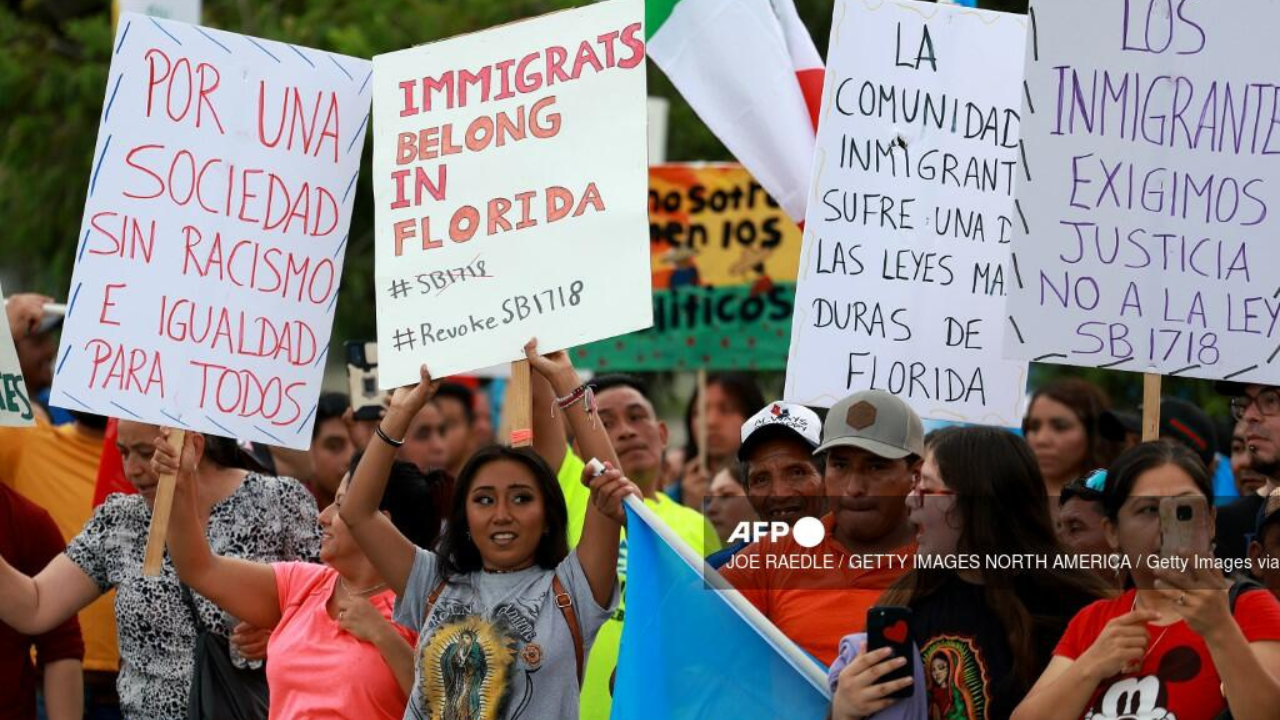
<box><xmin>737</xmin><ymin>401</ymin><xmax>822</xmax><ymax>461</ymax></box>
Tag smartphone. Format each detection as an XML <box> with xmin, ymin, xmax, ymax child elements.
<box><xmin>866</xmin><ymin>606</ymin><xmax>914</xmax><ymax>700</ymax></box>
<box><xmin>1159</xmin><ymin>496</ymin><xmax>1211</xmax><ymax>559</ymax></box>
<box><xmin>345</xmin><ymin>341</ymin><xmax>388</xmax><ymax>421</ymax></box>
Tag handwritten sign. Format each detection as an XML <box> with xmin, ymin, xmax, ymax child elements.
<box><xmin>576</xmin><ymin>164</ymin><xmax>801</xmax><ymax>371</ymax></box>
<box><xmin>785</xmin><ymin>0</ymin><xmax>1028</xmax><ymax>425</ymax></box>
<box><xmin>1005</xmin><ymin>0</ymin><xmax>1280</xmax><ymax>384</ymax></box>
<box><xmin>0</xmin><ymin>283</ymin><xmax>35</xmax><ymax>426</ymax></box>
<box><xmin>372</xmin><ymin>0</ymin><xmax>650</xmax><ymax>386</ymax></box>
<box><xmin>49</xmin><ymin>13</ymin><xmax>371</xmax><ymax>449</ymax></box>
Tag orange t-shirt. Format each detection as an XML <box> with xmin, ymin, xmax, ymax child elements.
<box><xmin>0</xmin><ymin>419</ymin><xmax>117</xmax><ymax>673</ymax></box>
<box><xmin>719</xmin><ymin>515</ymin><xmax>914</xmax><ymax>665</ymax></box>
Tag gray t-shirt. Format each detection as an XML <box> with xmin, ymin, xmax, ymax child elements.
<box><xmin>394</xmin><ymin>548</ymin><xmax>615</xmax><ymax>720</ymax></box>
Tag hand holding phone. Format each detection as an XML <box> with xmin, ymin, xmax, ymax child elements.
<box><xmin>866</xmin><ymin>606</ymin><xmax>914</xmax><ymax>700</ymax></box>
<box><xmin>1159</xmin><ymin>496</ymin><xmax>1211</xmax><ymax>559</ymax></box>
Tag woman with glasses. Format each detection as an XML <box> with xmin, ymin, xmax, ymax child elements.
<box><xmin>1014</xmin><ymin>441</ymin><xmax>1280</xmax><ymax>720</ymax></box>
<box><xmin>829</xmin><ymin>427</ymin><xmax>1108</xmax><ymax>720</ymax></box>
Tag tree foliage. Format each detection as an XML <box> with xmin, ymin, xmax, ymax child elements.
<box><xmin>6</xmin><ymin>0</ymin><xmax>1204</xmax><ymax>416</ymax></box>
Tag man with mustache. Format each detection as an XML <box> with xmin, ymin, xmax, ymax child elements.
<box><xmin>720</xmin><ymin>390</ymin><xmax>919</xmax><ymax>665</ymax></box>
<box><xmin>1217</xmin><ymin>382</ymin><xmax>1280</xmax><ymax>563</ymax></box>
<box><xmin>706</xmin><ymin>401</ymin><xmax>824</xmax><ymax>569</ymax></box>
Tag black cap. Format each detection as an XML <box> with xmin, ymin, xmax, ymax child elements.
<box><xmin>1099</xmin><ymin>398</ymin><xmax>1217</xmax><ymax>467</ymax></box>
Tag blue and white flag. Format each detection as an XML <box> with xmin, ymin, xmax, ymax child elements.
<box><xmin>611</xmin><ymin>498</ymin><xmax>831</xmax><ymax>719</ymax></box>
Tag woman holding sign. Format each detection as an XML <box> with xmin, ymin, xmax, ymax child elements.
<box><xmin>153</xmin><ymin>435</ymin><xmax>443</xmax><ymax>720</ymax></box>
<box><xmin>1013</xmin><ymin>442</ymin><xmax>1280</xmax><ymax>720</ymax></box>
<box><xmin>0</xmin><ymin>424</ymin><xmax>319</xmax><ymax>720</ymax></box>
<box><xmin>339</xmin><ymin>339</ymin><xmax>637</xmax><ymax>720</ymax></box>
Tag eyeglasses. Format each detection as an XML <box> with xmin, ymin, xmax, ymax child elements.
<box><xmin>1231</xmin><ymin>389</ymin><xmax>1280</xmax><ymax>421</ymax></box>
<box><xmin>908</xmin><ymin>477</ymin><xmax>957</xmax><ymax>508</ymax></box>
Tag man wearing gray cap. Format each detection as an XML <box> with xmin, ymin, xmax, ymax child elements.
<box><xmin>720</xmin><ymin>389</ymin><xmax>920</xmax><ymax>666</ymax></box>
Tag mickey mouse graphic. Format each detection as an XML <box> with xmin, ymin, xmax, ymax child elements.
<box><xmin>1084</xmin><ymin>646</ymin><xmax>1201</xmax><ymax>720</ymax></box>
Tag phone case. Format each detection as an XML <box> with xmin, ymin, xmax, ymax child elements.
<box><xmin>1159</xmin><ymin>496</ymin><xmax>1210</xmax><ymax>559</ymax></box>
<box><xmin>866</xmin><ymin>606</ymin><xmax>914</xmax><ymax>700</ymax></box>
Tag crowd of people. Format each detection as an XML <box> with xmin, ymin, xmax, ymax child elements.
<box><xmin>4</xmin><ymin>292</ymin><xmax>1280</xmax><ymax>720</ymax></box>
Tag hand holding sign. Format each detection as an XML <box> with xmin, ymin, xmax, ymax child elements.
<box><xmin>5</xmin><ymin>294</ymin><xmax>53</xmax><ymax>340</ymax></box>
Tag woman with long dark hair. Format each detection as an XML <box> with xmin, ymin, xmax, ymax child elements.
<box><xmin>0</xmin><ymin>424</ymin><xmax>319</xmax><ymax>720</ymax></box>
<box><xmin>1013</xmin><ymin>441</ymin><xmax>1280</xmax><ymax>720</ymax></box>
<box><xmin>1022</xmin><ymin>379</ymin><xmax>1121</xmax><ymax>501</ymax></box>
<box><xmin>830</xmin><ymin>427</ymin><xmax>1107</xmax><ymax>720</ymax></box>
<box><xmin>340</xmin><ymin>341</ymin><xmax>638</xmax><ymax>720</ymax></box>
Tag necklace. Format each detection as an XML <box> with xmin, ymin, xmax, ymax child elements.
<box><xmin>1131</xmin><ymin>592</ymin><xmax>1172</xmax><ymax>667</ymax></box>
<box><xmin>339</xmin><ymin>576</ymin><xmax>388</xmax><ymax>597</ymax></box>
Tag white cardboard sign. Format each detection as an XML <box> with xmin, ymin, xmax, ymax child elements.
<box><xmin>50</xmin><ymin>13</ymin><xmax>371</xmax><ymax>449</ymax></box>
<box><xmin>372</xmin><ymin>0</ymin><xmax>651</xmax><ymax>387</ymax></box>
<box><xmin>785</xmin><ymin>0</ymin><xmax>1029</xmax><ymax>426</ymax></box>
<box><xmin>1004</xmin><ymin>0</ymin><xmax>1280</xmax><ymax>384</ymax></box>
<box><xmin>0</xmin><ymin>283</ymin><xmax>36</xmax><ymax>427</ymax></box>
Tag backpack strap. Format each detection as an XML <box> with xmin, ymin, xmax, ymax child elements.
<box><xmin>424</xmin><ymin>577</ymin><xmax>449</xmax><ymax>621</ymax></box>
<box><xmin>552</xmin><ymin>575</ymin><xmax>584</xmax><ymax>686</ymax></box>
<box><xmin>1229</xmin><ymin>577</ymin><xmax>1265</xmax><ymax>614</ymax></box>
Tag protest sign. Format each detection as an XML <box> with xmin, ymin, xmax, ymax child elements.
<box><xmin>112</xmin><ymin>0</ymin><xmax>201</xmax><ymax>25</ymax></box>
<box><xmin>49</xmin><ymin>13</ymin><xmax>372</xmax><ymax>450</ymax></box>
<box><xmin>0</xmin><ymin>284</ymin><xmax>36</xmax><ymax>426</ymax></box>
<box><xmin>575</xmin><ymin>164</ymin><xmax>801</xmax><ymax>371</ymax></box>
<box><xmin>1004</xmin><ymin>0</ymin><xmax>1280</xmax><ymax>385</ymax></box>
<box><xmin>785</xmin><ymin>0</ymin><xmax>1029</xmax><ymax>425</ymax></box>
<box><xmin>371</xmin><ymin>0</ymin><xmax>650</xmax><ymax>386</ymax></box>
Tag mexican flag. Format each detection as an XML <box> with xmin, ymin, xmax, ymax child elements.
<box><xmin>647</xmin><ymin>0</ymin><xmax>824</xmax><ymax>223</ymax></box>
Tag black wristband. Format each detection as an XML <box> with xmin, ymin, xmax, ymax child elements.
<box><xmin>375</xmin><ymin>425</ymin><xmax>405</xmax><ymax>448</ymax></box>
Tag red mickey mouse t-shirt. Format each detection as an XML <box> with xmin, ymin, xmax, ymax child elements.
<box><xmin>1055</xmin><ymin>588</ymin><xmax>1280</xmax><ymax>720</ymax></box>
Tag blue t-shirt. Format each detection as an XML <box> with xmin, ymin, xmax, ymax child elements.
<box><xmin>1212</xmin><ymin>452</ymin><xmax>1239</xmax><ymax>506</ymax></box>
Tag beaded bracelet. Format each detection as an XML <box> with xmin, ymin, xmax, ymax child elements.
<box><xmin>556</xmin><ymin>383</ymin><xmax>592</xmax><ymax>411</ymax></box>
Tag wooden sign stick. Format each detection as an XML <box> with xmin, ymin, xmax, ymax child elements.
<box><xmin>697</xmin><ymin>368</ymin><xmax>709</xmax><ymax>475</ymax></box>
<box><xmin>142</xmin><ymin>429</ymin><xmax>185</xmax><ymax>576</ymax></box>
<box><xmin>508</xmin><ymin>360</ymin><xmax>533</xmax><ymax>448</ymax></box>
<box><xmin>1142</xmin><ymin>373</ymin><xmax>1162</xmax><ymax>442</ymax></box>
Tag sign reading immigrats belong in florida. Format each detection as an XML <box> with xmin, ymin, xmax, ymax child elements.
<box><xmin>50</xmin><ymin>14</ymin><xmax>372</xmax><ymax>449</ymax></box>
<box><xmin>372</xmin><ymin>0</ymin><xmax>651</xmax><ymax>385</ymax></box>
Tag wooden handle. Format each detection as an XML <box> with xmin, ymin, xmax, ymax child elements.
<box><xmin>508</xmin><ymin>360</ymin><xmax>533</xmax><ymax>447</ymax></box>
<box><xmin>1142</xmin><ymin>373</ymin><xmax>1161</xmax><ymax>443</ymax></box>
<box><xmin>142</xmin><ymin>429</ymin><xmax>185</xmax><ymax>577</ymax></box>
<box><xmin>697</xmin><ymin>369</ymin><xmax>708</xmax><ymax>474</ymax></box>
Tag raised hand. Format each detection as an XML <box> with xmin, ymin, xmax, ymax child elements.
<box><xmin>583</xmin><ymin>461</ymin><xmax>640</xmax><ymax>525</ymax></box>
<box><xmin>5</xmin><ymin>294</ymin><xmax>51</xmax><ymax>340</ymax></box>
<box><xmin>386</xmin><ymin>364</ymin><xmax>440</xmax><ymax>421</ymax></box>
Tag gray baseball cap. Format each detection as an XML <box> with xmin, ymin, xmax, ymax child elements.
<box><xmin>815</xmin><ymin>390</ymin><xmax>925</xmax><ymax>460</ymax></box>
